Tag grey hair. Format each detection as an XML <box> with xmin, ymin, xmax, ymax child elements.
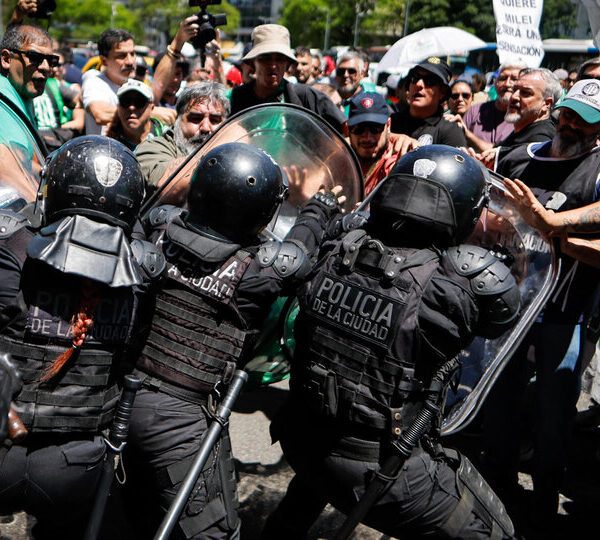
<box><xmin>335</xmin><ymin>50</ymin><xmax>365</xmax><ymax>75</ymax></box>
<box><xmin>519</xmin><ymin>67</ymin><xmax>563</xmax><ymax>106</ymax></box>
<box><xmin>498</xmin><ymin>61</ymin><xmax>528</xmax><ymax>74</ymax></box>
<box><xmin>175</xmin><ymin>81</ymin><xmax>231</xmax><ymax>118</ymax></box>
<box><xmin>1</xmin><ymin>24</ymin><xmax>51</xmax><ymax>51</ymax></box>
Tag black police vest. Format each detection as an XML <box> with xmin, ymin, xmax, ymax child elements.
<box><xmin>136</xmin><ymin>238</ymin><xmax>257</xmax><ymax>396</ymax></box>
<box><xmin>3</xmin><ymin>260</ymin><xmax>138</xmax><ymax>433</ymax></box>
<box><xmin>293</xmin><ymin>232</ymin><xmax>440</xmax><ymax>435</ymax></box>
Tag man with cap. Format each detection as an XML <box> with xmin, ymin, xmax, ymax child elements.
<box><xmin>389</xmin><ymin>57</ymin><xmax>467</xmax><ymax>148</ymax></box>
<box><xmin>347</xmin><ymin>91</ymin><xmax>400</xmax><ymax>196</ymax></box>
<box><xmin>480</xmin><ymin>78</ymin><xmax>600</xmax><ymax>535</ymax></box>
<box><xmin>229</xmin><ymin>24</ymin><xmax>346</xmax><ymax>133</ymax></box>
<box><xmin>106</xmin><ymin>78</ymin><xmax>166</xmax><ymax>151</ymax></box>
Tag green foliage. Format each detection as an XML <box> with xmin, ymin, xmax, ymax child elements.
<box><xmin>541</xmin><ymin>0</ymin><xmax>578</xmax><ymax>39</ymax></box>
<box><xmin>1</xmin><ymin>0</ymin><xmax>239</xmax><ymax>47</ymax></box>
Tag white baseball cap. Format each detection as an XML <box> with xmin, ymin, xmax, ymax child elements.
<box><xmin>556</xmin><ymin>79</ymin><xmax>600</xmax><ymax>124</ymax></box>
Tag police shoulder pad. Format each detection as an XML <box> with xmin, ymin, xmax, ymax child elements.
<box><xmin>147</xmin><ymin>205</ymin><xmax>185</xmax><ymax>228</ymax></box>
<box><xmin>131</xmin><ymin>239</ymin><xmax>166</xmax><ymax>278</ymax></box>
<box><xmin>273</xmin><ymin>239</ymin><xmax>311</xmax><ymax>279</ymax></box>
<box><xmin>446</xmin><ymin>244</ymin><xmax>495</xmax><ymax>277</ymax></box>
<box><xmin>0</xmin><ymin>210</ymin><xmax>29</xmax><ymax>239</ymax></box>
<box><xmin>258</xmin><ymin>239</ymin><xmax>281</xmax><ymax>268</ymax></box>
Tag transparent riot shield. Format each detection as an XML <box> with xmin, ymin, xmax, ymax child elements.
<box><xmin>141</xmin><ymin>103</ymin><xmax>364</xmax><ymax>235</ymax></box>
<box><xmin>0</xmin><ymin>103</ymin><xmax>44</xmax><ymax>208</ymax></box>
<box><xmin>441</xmin><ymin>172</ymin><xmax>559</xmax><ymax>435</ymax></box>
<box><xmin>140</xmin><ymin>103</ymin><xmax>364</xmax><ymax>387</ymax></box>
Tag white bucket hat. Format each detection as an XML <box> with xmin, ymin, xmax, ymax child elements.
<box><xmin>242</xmin><ymin>24</ymin><xmax>297</xmax><ymax>64</ymax></box>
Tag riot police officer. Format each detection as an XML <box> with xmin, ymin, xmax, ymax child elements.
<box><xmin>262</xmin><ymin>145</ymin><xmax>521</xmax><ymax>539</ymax></box>
<box><xmin>124</xmin><ymin>142</ymin><xmax>344</xmax><ymax>539</ymax></box>
<box><xmin>0</xmin><ymin>136</ymin><xmax>153</xmax><ymax>539</ymax></box>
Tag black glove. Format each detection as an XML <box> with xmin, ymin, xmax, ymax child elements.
<box><xmin>327</xmin><ymin>210</ymin><xmax>369</xmax><ymax>239</ymax></box>
<box><xmin>299</xmin><ymin>190</ymin><xmax>342</xmax><ymax>223</ymax></box>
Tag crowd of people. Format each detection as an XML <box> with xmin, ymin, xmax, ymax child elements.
<box><xmin>2</xmin><ymin>1</ymin><xmax>600</xmax><ymax>539</ymax></box>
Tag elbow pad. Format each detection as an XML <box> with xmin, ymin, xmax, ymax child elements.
<box><xmin>258</xmin><ymin>238</ymin><xmax>312</xmax><ymax>280</ymax></box>
<box><xmin>447</xmin><ymin>244</ymin><xmax>521</xmax><ymax>339</ymax></box>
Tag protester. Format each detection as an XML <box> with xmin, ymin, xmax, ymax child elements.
<box><xmin>294</xmin><ymin>46</ymin><xmax>315</xmax><ymax>85</ymax></box>
<box><xmin>459</xmin><ymin>62</ymin><xmax>526</xmax><ymax>151</ymax></box>
<box><xmin>447</xmin><ymin>80</ymin><xmax>473</xmax><ymax>118</ymax></box>
<box><xmin>106</xmin><ymin>78</ymin><xmax>166</xmax><ymax>151</ymax></box>
<box><xmin>389</xmin><ymin>57</ymin><xmax>467</xmax><ymax>148</ymax></box>
<box><xmin>0</xmin><ymin>23</ymin><xmax>53</xmax><ymax>165</ymax></box>
<box><xmin>136</xmin><ymin>81</ymin><xmax>229</xmax><ymax>199</ymax></box>
<box><xmin>347</xmin><ymin>91</ymin><xmax>399</xmax><ymax>195</ymax></box>
<box><xmin>229</xmin><ymin>24</ymin><xmax>346</xmax><ymax>134</ymax></box>
<box><xmin>482</xmin><ymin>79</ymin><xmax>600</xmax><ymax>535</ymax></box>
<box><xmin>474</xmin><ymin>68</ymin><xmax>560</xmax><ymax>169</ymax></box>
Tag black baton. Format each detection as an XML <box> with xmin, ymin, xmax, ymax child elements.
<box><xmin>84</xmin><ymin>375</ymin><xmax>142</xmax><ymax>540</ymax></box>
<box><xmin>154</xmin><ymin>369</ymin><xmax>248</xmax><ymax>540</ymax></box>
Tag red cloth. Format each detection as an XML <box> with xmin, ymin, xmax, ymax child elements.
<box><xmin>226</xmin><ymin>66</ymin><xmax>242</xmax><ymax>86</ymax></box>
<box><xmin>363</xmin><ymin>140</ymin><xmax>401</xmax><ymax>196</ymax></box>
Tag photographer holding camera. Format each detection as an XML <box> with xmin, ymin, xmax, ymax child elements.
<box><xmin>9</xmin><ymin>0</ymin><xmax>55</xmax><ymax>25</ymax></box>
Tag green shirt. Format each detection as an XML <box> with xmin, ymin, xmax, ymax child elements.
<box><xmin>0</xmin><ymin>73</ymin><xmax>37</xmax><ymax>162</ymax></box>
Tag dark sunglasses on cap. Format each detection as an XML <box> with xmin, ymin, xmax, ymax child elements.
<box><xmin>119</xmin><ymin>93</ymin><xmax>149</xmax><ymax>109</ymax></box>
<box><xmin>350</xmin><ymin>123</ymin><xmax>386</xmax><ymax>135</ymax></box>
<box><xmin>9</xmin><ymin>48</ymin><xmax>60</xmax><ymax>68</ymax></box>
<box><xmin>409</xmin><ymin>72</ymin><xmax>440</xmax><ymax>86</ymax></box>
<box><xmin>451</xmin><ymin>92</ymin><xmax>472</xmax><ymax>100</ymax></box>
<box><xmin>579</xmin><ymin>74</ymin><xmax>600</xmax><ymax>82</ymax></box>
<box><xmin>336</xmin><ymin>67</ymin><xmax>358</xmax><ymax>77</ymax></box>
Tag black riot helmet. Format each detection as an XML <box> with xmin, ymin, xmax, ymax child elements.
<box><xmin>368</xmin><ymin>145</ymin><xmax>489</xmax><ymax>247</ymax></box>
<box><xmin>41</xmin><ymin>136</ymin><xmax>145</xmax><ymax>233</ymax></box>
<box><xmin>187</xmin><ymin>143</ymin><xmax>288</xmax><ymax>243</ymax></box>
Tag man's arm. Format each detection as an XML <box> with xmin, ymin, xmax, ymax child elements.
<box><xmin>9</xmin><ymin>0</ymin><xmax>37</xmax><ymax>24</ymax></box>
<box><xmin>504</xmin><ymin>177</ymin><xmax>600</xmax><ymax>234</ymax></box>
<box><xmin>86</xmin><ymin>101</ymin><xmax>117</xmax><ymax>126</ymax></box>
<box><xmin>152</xmin><ymin>15</ymin><xmax>199</xmax><ymax>104</ymax></box>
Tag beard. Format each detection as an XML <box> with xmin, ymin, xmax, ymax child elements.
<box><xmin>551</xmin><ymin>127</ymin><xmax>598</xmax><ymax>158</ymax></box>
<box><xmin>173</xmin><ymin>118</ymin><xmax>208</xmax><ymax>155</ymax></box>
<box><xmin>504</xmin><ymin>111</ymin><xmax>520</xmax><ymax>124</ymax></box>
<box><xmin>496</xmin><ymin>90</ymin><xmax>512</xmax><ymax>109</ymax></box>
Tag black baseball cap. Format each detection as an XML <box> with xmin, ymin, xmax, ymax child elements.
<box><xmin>348</xmin><ymin>92</ymin><xmax>390</xmax><ymax>127</ymax></box>
<box><xmin>409</xmin><ymin>57</ymin><xmax>452</xmax><ymax>88</ymax></box>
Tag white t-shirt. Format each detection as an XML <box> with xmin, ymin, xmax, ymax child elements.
<box><xmin>82</xmin><ymin>70</ymin><xmax>120</xmax><ymax>135</ymax></box>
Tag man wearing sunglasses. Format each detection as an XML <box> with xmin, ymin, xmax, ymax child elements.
<box><xmin>347</xmin><ymin>92</ymin><xmax>400</xmax><ymax>196</ymax></box>
<box><xmin>0</xmin><ymin>23</ymin><xmax>54</xmax><ymax>162</ymax></box>
<box><xmin>389</xmin><ymin>57</ymin><xmax>466</xmax><ymax>149</ymax></box>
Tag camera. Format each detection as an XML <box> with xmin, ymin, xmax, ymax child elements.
<box><xmin>188</xmin><ymin>0</ymin><xmax>227</xmax><ymax>51</ymax></box>
<box><xmin>31</xmin><ymin>0</ymin><xmax>56</xmax><ymax>19</ymax></box>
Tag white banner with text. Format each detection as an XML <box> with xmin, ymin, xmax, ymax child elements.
<box><xmin>493</xmin><ymin>0</ymin><xmax>544</xmax><ymax>67</ymax></box>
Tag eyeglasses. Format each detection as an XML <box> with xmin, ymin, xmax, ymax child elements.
<box><xmin>409</xmin><ymin>72</ymin><xmax>440</xmax><ymax>86</ymax></box>
<box><xmin>451</xmin><ymin>92</ymin><xmax>472</xmax><ymax>100</ymax></box>
<box><xmin>119</xmin><ymin>94</ymin><xmax>149</xmax><ymax>109</ymax></box>
<box><xmin>350</xmin><ymin>123</ymin><xmax>385</xmax><ymax>135</ymax></box>
<box><xmin>9</xmin><ymin>48</ymin><xmax>60</xmax><ymax>68</ymax></box>
<box><xmin>336</xmin><ymin>67</ymin><xmax>358</xmax><ymax>77</ymax></box>
<box><xmin>568</xmin><ymin>77</ymin><xmax>577</xmax><ymax>83</ymax></box>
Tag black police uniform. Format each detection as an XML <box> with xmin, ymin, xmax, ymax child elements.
<box><xmin>0</xmin><ymin>136</ymin><xmax>152</xmax><ymax>539</ymax></box>
<box><xmin>263</xmin><ymin>145</ymin><xmax>520</xmax><ymax>540</ymax></box>
<box><xmin>124</xmin><ymin>144</ymin><xmax>342</xmax><ymax>540</ymax></box>
<box><xmin>390</xmin><ymin>107</ymin><xmax>467</xmax><ymax>147</ymax></box>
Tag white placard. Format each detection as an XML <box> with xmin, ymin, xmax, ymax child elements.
<box><xmin>493</xmin><ymin>0</ymin><xmax>544</xmax><ymax>67</ymax></box>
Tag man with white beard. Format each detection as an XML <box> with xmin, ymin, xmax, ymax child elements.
<box><xmin>481</xmin><ymin>78</ymin><xmax>600</xmax><ymax>535</ymax></box>
<box><xmin>475</xmin><ymin>68</ymin><xmax>560</xmax><ymax>169</ymax></box>
<box><xmin>459</xmin><ymin>62</ymin><xmax>526</xmax><ymax>151</ymax></box>
<box><xmin>136</xmin><ymin>82</ymin><xmax>229</xmax><ymax>198</ymax></box>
